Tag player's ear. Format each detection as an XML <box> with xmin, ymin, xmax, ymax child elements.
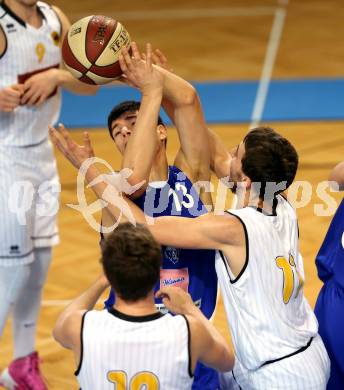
<box><xmin>157</xmin><ymin>124</ymin><xmax>167</xmax><ymax>142</ymax></box>
<box><xmin>242</xmin><ymin>175</ymin><xmax>252</xmax><ymax>191</ymax></box>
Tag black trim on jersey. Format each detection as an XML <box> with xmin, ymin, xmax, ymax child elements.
<box><xmin>224</xmin><ymin>211</ymin><xmax>249</xmax><ymax>284</ymax></box>
<box><xmin>108</xmin><ymin>307</ymin><xmax>164</xmax><ymax>323</ymax></box>
<box><xmin>0</xmin><ymin>1</ymin><xmax>26</xmax><ymax>27</ymax></box>
<box><xmin>36</xmin><ymin>4</ymin><xmax>46</xmax><ymax>22</ymax></box>
<box><xmin>0</xmin><ymin>22</ymin><xmax>7</xmax><ymax>59</ymax></box>
<box><xmin>280</xmin><ymin>194</ymin><xmax>300</xmax><ymax>238</ymax></box>
<box><xmin>232</xmin><ymin>371</ymin><xmax>242</xmax><ymax>390</ymax></box>
<box><xmin>248</xmin><ymin>196</ymin><xmax>278</xmax><ymax>216</ymax></box>
<box><xmin>74</xmin><ymin>311</ymin><xmax>88</xmax><ymax>376</ymax></box>
<box><xmin>0</xmin><ymin>248</ymin><xmax>34</xmax><ymax>259</ymax></box>
<box><xmin>181</xmin><ymin>315</ymin><xmax>194</xmax><ymax>378</ymax></box>
<box><xmin>218</xmin><ymin>250</ymin><xmax>232</xmax><ymax>280</ymax></box>
<box><xmin>260</xmin><ymin>337</ymin><xmax>313</xmax><ymax>368</ymax></box>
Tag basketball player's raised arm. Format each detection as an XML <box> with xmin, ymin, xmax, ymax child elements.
<box><xmin>329</xmin><ymin>161</ymin><xmax>344</xmax><ymax>191</ymax></box>
<box><xmin>117</xmin><ymin>43</ymin><xmax>164</xmax><ymax>196</ymax></box>
<box><xmin>151</xmin><ymin>50</ymin><xmax>232</xmax><ymax>181</ymax></box>
<box><xmin>154</xmin><ymin>62</ymin><xmax>211</xmax><ymax>185</ymax></box>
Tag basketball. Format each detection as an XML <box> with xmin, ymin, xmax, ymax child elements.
<box><xmin>62</xmin><ymin>15</ymin><xmax>131</xmax><ymax>85</ymax></box>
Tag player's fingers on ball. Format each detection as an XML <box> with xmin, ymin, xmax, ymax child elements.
<box><xmin>151</xmin><ymin>50</ymin><xmax>160</xmax><ymax>66</ymax></box>
<box><xmin>131</xmin><ymin>41</ymin><xmax>141</xmax><ymax>61</ymax></box>
<box><xmin>145</xmin><ymin>43</ymin><xmax>152</xmax><ymax>67</ymax></box>
<box><xmin>118</xmin><ymin>53</ymin><xmax>128</xmax><ymax>73</ymax></box>
<box><xmin>155</xmin><ymin>49</ymin><xmax>167</xmax><ymax>65</ymax></box>
<box><xmin>122</xmin><ymin>46</ymin><xmax>133</xmax><ymax>68</ymax></box>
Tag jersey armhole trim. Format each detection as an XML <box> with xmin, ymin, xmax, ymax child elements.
<box><xmin>181</xmin><ymin>314</ymin><xmax>194</xmax><ymax>378</ymax></box>
<box><xmin>50</xmin><ymin>5</ymin><xmax>62</xmax><ymax>36</ymax></box>
<box><xmin>224</xmin><ymin>211</ymin><xmax>249</xmax><ymax>284</ymax></box>
<box><xmin>74</xmin><ymin>311</ymin><xmax>88</xmax><ymax>376</ymax></box>
<box><xmin>0</xmin><ymin>22</ymin><xmax>7</xmax><ymax>59</ymax></box>
<box><xmin>0</xmin><ymin>1</ymin><xmax>26</xmax><ymax>27</ymax></box>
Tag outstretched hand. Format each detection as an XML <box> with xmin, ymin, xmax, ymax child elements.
<box><xmin>118</xmin><ymin>42</ymin><xmax>163</xmax><ymax>93</ymax></box>
<box><xmin>148</xmin><ymin>48</ymin><xmax>174</xmax><ymax>73</ymax></box>
<box><xmin>49</xmin><ymin>124</ymin><xmax>95</xmax><ymax>169</ymax></box>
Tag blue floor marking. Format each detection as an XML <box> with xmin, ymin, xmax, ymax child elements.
<box><xmin>59</xmin><ymin>78</ymin><xmax>344</xmax><ymax>128</ymax></box>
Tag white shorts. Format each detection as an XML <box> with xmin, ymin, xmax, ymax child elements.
<box><xmin>228</xmin><ymin>334</ymin><xmax>330</xmax><ymax>390</ymax></box>
<box><xmin>0</xmin><ymin>138</ymin><xmax>60</xmax><ymax>266</ymax></box>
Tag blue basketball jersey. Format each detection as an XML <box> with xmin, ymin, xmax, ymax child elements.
<box><xmin>316</xmin><ymin>198</ymin><xmax>344</xmax><ymax>287</ymax></box>
<box><xmin>315</xmin><ymin>199</ymin><xmax>344</xmax><ymax>389</ymax></box>
<box><xmin>104</xmin><ymin>166</ymin><xmax>218</xmax><ymax>319</ymax></box>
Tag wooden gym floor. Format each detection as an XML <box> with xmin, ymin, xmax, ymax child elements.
<box><xmin>1</xmin><ymin>1</ymin><xmax>343</xmax><ymax>388</ymax></box>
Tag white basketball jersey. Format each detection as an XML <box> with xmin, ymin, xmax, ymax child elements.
<box><xmin>0</xmin><ymin>1</ymin><xmax>62</xmax><ymax>146</ymax></box>
<box><xmin>76</xmin><ymin>308</ymin><xmax>193</xmax><ymax>390</ymax></box>
<box><xmin>216</xmin><ymin>195</ymin><xmax>318</xmax><ymax>370</ymax></box>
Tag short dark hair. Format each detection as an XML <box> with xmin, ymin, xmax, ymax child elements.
<box><xmin>107</xmin><ymin>100</ymin><xmax>165</xmax><ymax>140</ymax></box>
<box><xmin>101</xmin><ymin>223</ymin><xmax>161</xmax><ymax>302</ymax></box>
<box><xmin>242</xmin><ymin>127</ymin><xmax>298</xmax><ymax>199</ymax></box>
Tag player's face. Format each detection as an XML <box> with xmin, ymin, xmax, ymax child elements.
<box><xmin>110</xmin><ymin>110</ymin><xmax>163</xmax><ymax>155</ymax></box>
<box><xmin>111</xmin><ymin>111</ymin><xmax>138</xmax><ymax>154</ymax></box>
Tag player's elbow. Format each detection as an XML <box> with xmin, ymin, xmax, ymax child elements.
<box><xmin>178</xmin><ymin>84</ymin><xmax>198</xmax><ymax>107</ymax></box>
<box><xmin>52</xmin><ymin>322</ymin><xmax>64</xmax><ymax>346</ymax></box>
<box><xmin>219</xmin><ymin>347</ymin><xmax>235</xmax><ymax>372</ymax></box>
<box><xmin>125</xmin><ymin>174</ymin><xmax>148</xmax><ymax>198</ymax></box>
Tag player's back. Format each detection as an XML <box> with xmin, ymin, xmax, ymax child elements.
<box><xmin>76</xmin><ymin>309</ymin><xmax>193</xmax><ymax>390</ymax></box>
<box><xmin>217</xmin><ymin>195</ymin><xmax>319</xmax><ymax>370</ymax></box>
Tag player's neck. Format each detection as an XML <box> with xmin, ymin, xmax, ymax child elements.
<box><xmin>114</xmin><ymin>292</ymin><xmax>159</xmax><ymax>317</ymax></box>
<box><xmin>6</xmin><ymin>0</ymin><xmax>42</xmax><ymax>27</ymax></box>
<box><xmin>149</xmin><ymin>147</ymin><xmax>168</xmax><ymax>182</ymax></box>
<box><xmin>238</xmin><ymin>189</ymin><xmax>275</xmax><ymax>214</ymax></box>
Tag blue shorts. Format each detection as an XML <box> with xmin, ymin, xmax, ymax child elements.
<box><xmin>192</xmin><ymin>362</ymin><xmax>220</xmax><ymax>390</ymax></box>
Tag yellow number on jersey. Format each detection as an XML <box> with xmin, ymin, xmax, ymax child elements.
<box><xmin>276</xmin><ymin>254</ymin><xmax>304</xmax><ymax>304</ymax></box>
<box><xmin>108</xmin><ymin>370</ymin><xmax>159</xmax><ymax>389</ymax></box>
<box><xmin>35</xmin><ymin>43</ymin><xmax>45</xmax><ymax>63</ymax></box>
<box><xmin>131</xmin><ymin>372</ymin><xmax>159</xmax><ymax>389</ymax></box>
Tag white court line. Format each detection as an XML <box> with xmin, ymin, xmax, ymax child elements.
<box><xmin>72</xmin><ymin>7</ymin><xmax>277</xmax><ymax>21</ymax></box>
<box><xmin>249</xmin><ymin>5</ymin><xmax>287</xmax><ymax>128</ymax></box>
